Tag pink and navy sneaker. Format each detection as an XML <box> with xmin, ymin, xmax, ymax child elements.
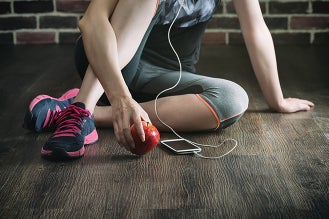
<box><xmin>41</xmin><ymin>102</ymin><xmax>98</xmax><ymax>158</ymax></box>
<box><xmin>23</xmin><ymin>88</ymin><xmax>79</xmax><ymax>133</ymax></box>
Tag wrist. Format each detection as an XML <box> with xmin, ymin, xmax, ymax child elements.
<box><xmin>268</xmin><ymin>97</ymin><xmax>285</xmax><ymax>112</ymax></box>
<box><xmin>262</xmin><ymin>85</ymin><xmax>284</xmax><ymax>112</ymax></box>
<box><xmin>107</xmin><ymin>91</ymin><xmax>132</xmax><ymax>103</ymax></box>
<box><xmin>103</xmin><ymin>78</ymin><xmax>132</xmax><ymax>102</ymax></box>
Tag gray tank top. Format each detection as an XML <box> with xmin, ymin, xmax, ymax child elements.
<box><xmin>157</xmin><ymin>0</ymin><xmax>220</xmax><ymax>27</ymax></box>
<box><xmin>142</xmin><ymin>0</ymin><xmax>221</xmax><ymax>72</ymax></box>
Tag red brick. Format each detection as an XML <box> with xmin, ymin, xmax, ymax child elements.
<box><xmin>0</xmin><ymin>33</ymin><xmax>13</xmax><ymax>44</ymax></box>
<box><xmin>229</xmin><ymin>32</ymin><xmax>311</xmax><ymax>45</ymax></box>
<box><xmin>14</xmin><ymin>1</ymin><xmax>54</xmax><ymax>13</ymax></box>
<box><xmin>213</xmin><ymin>3</ymin><xmax>223</xmax><ymax>14</ymax></box>
<box><xmin>40</xmin><ymin>16</ymin><xmax>78</xmax><ymax>29</ymax></box>
<box><xmin>59</xmin><ymin>32</ymin><xmax>80</xmax><ymax>44</ymax></box>
<box><xmin>314</xmin><ymin>33</ymin><xmax>329</xmax><ymax>45</ymax></box>
<box><xmin>225</xmin><ymin>2</ymin><xmax>235</xmax><ymax>13</ymax></box>
<box><xmin>291</xmin><ymin>16</ymin><xmax>329</xmax><ymax>29</ymax></box>
<box><xmin>0</xmin><ymin>17</ymin><xmax>36</xmax><ymax>30</ymax></box>
<box><xmin>313</xmin><ymin>1</ymin><xmax>329</xmax><ymax>14</ymax></box>
<box><xmin>226</xmin><ymin>1</ymin><xmax>265</xmax><ymax>14</ymax></box>
<box><xmin>56</xmin><ymin>0</ymin><xmax>90</xmax><ymax>13</ymax></box>
<box><xmin>271</xmin><ymin>33</ymin><xmax>310</xmax><ymax>45</ymax></box>
<box><xmin>229</xmin><ymin>33</ymin><xmax>244</xmax><ymax>45</ymax></box>
<box><xmin>201</xmin><ymin>32</ymin><xmax>226</xmax><ymax>44</ymax></box>
<box><xmin>0</xmin><ymin>2</ymin><xmax>11</xmax><ymax>14</ymax></box>
<box><xmin>207</xmin><ymin>17</ymin><xmax>240</xmax><ymax>29</ymax></box>
<box><xmin>269</xmin><ymin>2</ymin><xmax>308</xmax><ymax>14</ymax></box>
<box><xmin>16</xmin><ymin>32</ymin><xmax>56</xmax><ymax>44</ymax></box>
<box><xmin>265</xmin><ymin>17</ymin><xmax>288</xmax><ymax>30</ymax></box>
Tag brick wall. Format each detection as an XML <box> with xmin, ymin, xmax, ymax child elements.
<box><xmin>0</xmin><ymin>0</ymin><xmax>328</xmax><ymax>45</ymax></box>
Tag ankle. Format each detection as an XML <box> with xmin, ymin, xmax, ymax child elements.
<box><xmin>72</xmin><ymin>100</ymin><xmax>94</xmax><ymax>114</ymax></box>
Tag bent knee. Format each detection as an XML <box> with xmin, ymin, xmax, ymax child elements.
<box><xmin>201</xmin><ymin>79</ymin><xmax>249</xmax><ymax>129</ymax></box>
<box><xmin>219</xmin><ymin>81</ymin><xmax>249</xmax><ymax>128</ymax></box>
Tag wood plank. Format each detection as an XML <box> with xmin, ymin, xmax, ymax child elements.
<box><xmin>0</xmin><ymin>45</ymin><xmax>328</xmax><ymax>218</ymax></box>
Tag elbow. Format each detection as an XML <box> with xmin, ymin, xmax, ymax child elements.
<box><xmin>78</xmin><ymin>16</ymin><xmax>89</xmax><ymax>35</ymax></box>
<box><xmin>78</xmin><ymin>13</ymin><xmax>110</xmax><ymax>39</ymax></box>
<box><xmin>78</xmin><ymin>13</ymin><xmax>98</xmax><ymax>36</ymax></box>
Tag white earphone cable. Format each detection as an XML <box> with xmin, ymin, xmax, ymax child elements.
<box><xmin>154</xmin><ymin>1</ymin><xmax>185</xmax><ymax>140</ymax></box>
<box><xmin>154</xmin><ymin>0</ymin><xmax>238</xmax><ymax>159</ymax></box>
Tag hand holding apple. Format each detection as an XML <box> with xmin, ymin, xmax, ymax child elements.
<box><xmin>130</xmin><ymin>121</ymin><xmax>160</xmax><ymax>155</ymax></box>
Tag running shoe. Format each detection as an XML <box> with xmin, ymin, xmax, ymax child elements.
<box><xmin>23</xmin><ymin>88</ymin><xmax>79</xmax><ymax>132</ymax></box>
<box><xmin>41</xmin><ymin>102</ymin><xmax>98</xmax><ymax>158</ymax></box>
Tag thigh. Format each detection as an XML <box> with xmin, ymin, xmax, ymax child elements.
<box><xmin>131</xmin><ymin>60</ymin><xmax>249</xmax><ymax>129</ymax></box>
<box><xmin>131</xmin><ymin>59</ymin><xmax>225</xmax><ymax>100</ymax></box>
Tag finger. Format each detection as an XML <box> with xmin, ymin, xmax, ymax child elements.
<box><xmin>285</xmin><ymin>98</ymin><xmax>314</xmax><ymax>112</ymax></box>
<box><xmin>140</xmin><ymin>109</ymin><xmax>151</xmax><ymax>123</ymax></box>
<box><xmin>113</xmin><ymin>121</ymin><xmax>120</xmax><ymax>143</ymax></box>
<box><xmin>301</xmin><ymin>104</ymin><xmax>311</xmax><ymax>111</ymax></box>
<box><xmin>133</xmin><ymin>116</ymin><xmax>145</xmax><ymax>143</ymax></box>
<box><xmin>302</xmin><ymin>99</ymin><xmax>314</xmax><ymax>107</ymax></box>
<box><xmin>124</xmin><ymin>127</ymin><xmax>135</xmax><ymax>149</ymax></box>
<box><xmin>122</xmin><ymin>112</ymin><xmax>135</xmax><ymax>150</ymax></box>
<box><xmin>295</xmin><ymin>99</ymin><xmax>314</xmax><ymax>111</ymax></box>
<box><xmin>292</xmin><ymin>98</ymin><xmax>314</xmax><ymax>106</ymax></box>
<box><xmin>114</xmin><ymin>120</ymin><xmax>129</xmax><ymax>151</ymax></box>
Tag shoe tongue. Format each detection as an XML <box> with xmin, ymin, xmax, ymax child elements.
<box><xmin>72</xmin><ymin>102</ymin><xmax>86</xmax><ymax>109</ymax></box>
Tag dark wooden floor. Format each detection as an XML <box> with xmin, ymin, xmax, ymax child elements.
<box><xmin>0</xmin><ymin>44</ymin><xmax>328</xmax><ymax>219</ymax></box>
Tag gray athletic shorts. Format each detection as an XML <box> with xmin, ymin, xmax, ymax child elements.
<box><xmin>130</xmin><ymin>59</ymin><xmax>248</xmax><ymax>129</ymax></box>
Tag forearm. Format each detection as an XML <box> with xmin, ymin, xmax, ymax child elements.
<box><xmin>243</xmin><ymin>26</ymin><xmax>284</xmax><ymax>110</ymax></box>
<box><xmin>78</xmin><ymin>5</ymin><xmax>131</xmax><ymax>101</ymax></box>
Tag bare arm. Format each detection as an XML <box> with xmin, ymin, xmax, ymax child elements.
<box><xmin>232</xmin><ymin>0</ymin><xmax>314</xmax><ymax>113</ymax></box>
<box><xmin>78</xmin><ymin>0</ymin><xmax>157</xmax><ymax>148</ymax></box>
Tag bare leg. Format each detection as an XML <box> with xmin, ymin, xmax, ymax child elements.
<box><xmin>94</xmin><ymin>94</ymin><xmax>218</xmax><ymax>132</ymax></box>
<box><xmin>74</xmin><ymin>65</ymin><xmax>104</xmax><ymax>114</ymax></box>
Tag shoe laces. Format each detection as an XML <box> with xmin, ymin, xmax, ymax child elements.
<box><xmin>52</xmin><ymin>104</ymin><xmax>90</xmax><ymax>138</ymax></box>
<box><xmin>42</xmin><ymin>109</ymin><xmax>59</xmax><ymax>129</ymax></box>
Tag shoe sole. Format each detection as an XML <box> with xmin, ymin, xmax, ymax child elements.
<box><xmin>41</xmin><ymin>129</ymin><xmax>98</xmax><ymax>158</ymax></box>
<box><xmin>23</xmin><ymin>88</ymin><xmax>79</xmax><ymax>132</ymax></box>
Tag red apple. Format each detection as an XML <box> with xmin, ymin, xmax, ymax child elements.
<box><xmin>130</xmin><ymin>121</ymin><xmax>160</xmax><ymax>155</ymax></box>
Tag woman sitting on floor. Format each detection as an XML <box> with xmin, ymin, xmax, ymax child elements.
<box><xmin>23</xmin><ymin>0</ymin><xmax>314</xmax><ymax>158</ymax></box>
